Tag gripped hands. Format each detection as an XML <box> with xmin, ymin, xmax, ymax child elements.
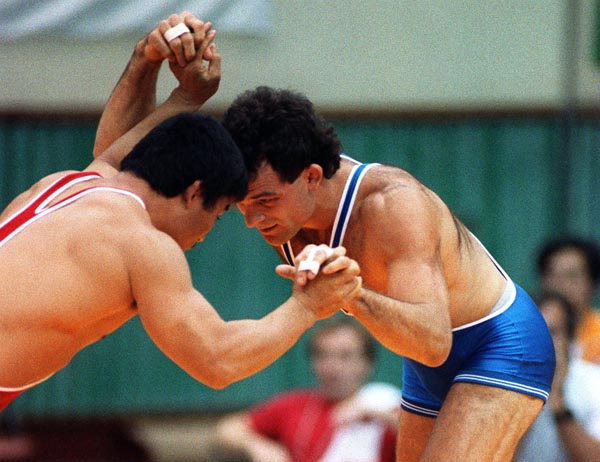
<box><xmin>278</xmin><ymin>246</ymin><xmax>362</xmax><ymax>320</ymax></box>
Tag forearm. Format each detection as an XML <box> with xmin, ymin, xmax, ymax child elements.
<box><xmin>215</xmin><ymin>414</ymin><xmax>285</xmax><ymax>462</ymax></box>
<box><xmin>94</xmin><ymin>85</ymin><xmax>203</xmax><ymax>171</ymax></box>
<box><xmin>186</xmin><ymin>298</ymin><xmax>317</xmax><ymax>389</ymax></box>
<box><xmin>94</xmin><ymin>41</ymin><xmax>162</xmax><ymax>158</ymax></box>
<box><xmin>348</xmin><ymin>288</ymin><xmax>451</xmax><ymax>366</ymax></box>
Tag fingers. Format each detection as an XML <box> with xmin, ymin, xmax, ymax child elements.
<box><xmin>275</xmin><ymin>264</ymin><xmax>297</xmax><ymax>281</ymax></box>
<box><xmin>321</xmin><ymin>254</ymin><xmax>358</xmax><ymax>276</ymax></box>
<box><xmin>145</xmin><ymin>12</ymin><xmax>214</xmax><ymax>67</ymax></box>
<box><xmin>163</xmin><ymin>13</ymin><xmax>196</xmax><ymax>67</ymax></box>
<box><xmin>300</xmin><ymin>270</ymin><xmax>362</xmax><ymax>320</ymax></box>
<box><xmin>181</xmin><ymin>11</ymin><xmax>206</xmax><ymax>49</ymax></box>
<box><xmin>197</xmin><ymin>22</ymin><xmax>217</xmax><ymax>61</ymax></box>
<box><xmin>206</xmin><ymin>43</ymin><xmax>221</xmax><ymax>81</ymax></box>
<box><xmin>296</xmin><ymin>244</ymin><xmax>343</xmax><ymax>280</ymax></box>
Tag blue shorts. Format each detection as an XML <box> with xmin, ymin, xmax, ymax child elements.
<box><xmin>401</xmin><ymin>283</ymin><xmax>555</xmax><ymax>418</ymax></box>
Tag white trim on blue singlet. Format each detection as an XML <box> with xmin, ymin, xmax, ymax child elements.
<box><xmin>453</xmin><ymin>374</ymin><xmax>550</xmax><ymax>401</ymax></box>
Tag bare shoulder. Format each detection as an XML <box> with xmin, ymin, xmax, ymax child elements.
<box><xmin>87</xmin><ymin>193</ymin><xmax>178</xmax><ymax>259</ymax></box>
<box><xmin>78</xmin><ymin>192</ymin><xmax>190</xmax><ymax>292</ymax></box>
<box><xmin>360</xmin><ymin>166</ymin><xmax>442</xmax><ymax>231</ymax></box>
<box><xmin>0</xmin><ymin>170</ymin><xmax>80</xmax><ymax>222</ymax></box>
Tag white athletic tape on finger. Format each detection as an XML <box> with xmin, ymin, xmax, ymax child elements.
<box><xmin>164</xmin><ymin>23</ymin><xmax>190</xmax><ymax>42</ymax></box>
<box><xmin>298</xmin><ymin>259</ymin><xmax>320</xmax><ymax>274</ymax></box>
<box><xmin>297</xmin><ymin>246</ymin><xmax>334</xmax><ymax>274</ymax></box>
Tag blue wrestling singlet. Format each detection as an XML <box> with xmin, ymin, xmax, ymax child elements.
<box><xmin>401</xmin><ymin>282</ymin><xmax>555</xmax><ymax>418</ymax></box>
<box><xmin>399</xmin><ymin>225</ymin><xmax>554</xmax><ymax>417</ymax></box>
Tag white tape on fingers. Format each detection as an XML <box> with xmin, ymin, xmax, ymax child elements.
<box><xmin>298</xmin><ymin>259</ymin><xmax>321</xmax><ymax>274</ymax></box>
<box><xmin>297</xmin><ymin>245</ymin><xmax>334</xmax><ymax>274</ymax></box>
<box><xmin>319</xmin><ymin>245</ymin><xmax>334</xmax><ymax>259</ymax></box>
<box><xmin>164</xmin><ymin>23</ymin><xmax>190</xmax><ymax>42</ymax></box>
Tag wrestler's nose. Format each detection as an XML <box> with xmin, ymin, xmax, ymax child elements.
<box><xmin>244</xmin><ymin>210</ymin><xmax>265</xmax><ymax>228</ymax></box>
<box><xmin>237</xmin><ymin>203</ymin><xmax>264</xmax><ymax>228</ymax></box>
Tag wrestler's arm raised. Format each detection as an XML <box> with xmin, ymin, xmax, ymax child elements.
<box><xmin>89</xmin><ymin>35</ymin><xmax>219</xmax><ymax>178</ymax></box>
<box><xmin>128</xmin><ymin>231</ymin><xmax>362</xmax><ymax>388</ymax></box>
<box><xmin>93</xmin><ymin>12</ymin><xmax>217</xmax><ymax>162</ymax></box>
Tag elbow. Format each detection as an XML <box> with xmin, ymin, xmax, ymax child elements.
<box><xmin>186</xmin><ymin>350</ymin><xmax>239</xmax><ymax>390</ymax></box>
<box><xmin>204</xmin><ymin>380</ymin><xmax>230</xmax><ymax>390</ymax></box>
<box><xmin>196</xmin><ymin>362</ymin><xmax>238</xmax><ymax>390</ymax></box>
<box><xmin>419</xmin><ymin>329</ymin><xmax>452</xmax><ymax>367</ymax></box>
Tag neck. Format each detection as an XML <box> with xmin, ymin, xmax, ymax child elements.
<box><xmin>305</xmin><ymin>159</ymin><xmax>356</xmax><ymax>233</ymax></box>
<box><xmin>108</xmin><ymin>172</ymin><xmax>169</xmax><ymax>215</ymax></box>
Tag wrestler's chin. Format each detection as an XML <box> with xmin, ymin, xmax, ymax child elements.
<box><xmin>260</xmin><ymin>233</ymin><xmax>284</xmax><ymax>246</ymax></box>
<box><xmin>258</xmin><ymin>228</ymin><xmax>286</xmax><ymax>246</ymax></box>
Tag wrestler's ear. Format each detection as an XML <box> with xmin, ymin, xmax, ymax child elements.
<box><xmin>183</xmin><ymin>180</ymin><xmax>203</xmax><ymax>208</ymax></box>
<box><xmin>303</xmin><ymin>164</ymin><xmax>323</xmax><ymax>191</ymax></box>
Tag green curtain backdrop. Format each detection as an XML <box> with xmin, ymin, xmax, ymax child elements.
<box><xmin>1</xmin><ymin>115</ymin><xmax>598</xmax><ymax>418</ymax></box>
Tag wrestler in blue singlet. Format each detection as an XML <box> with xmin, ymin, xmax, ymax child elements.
<box><xmin>282</xmin><ymin>155</ymin><xmax>555</xmax><ymax>419</ymax></box>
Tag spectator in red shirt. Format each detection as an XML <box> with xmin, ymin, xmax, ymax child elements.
<box><xmin>213</xmin><ymin>316</ymin><xmax>401</xmax><ymax>462</ymax></box>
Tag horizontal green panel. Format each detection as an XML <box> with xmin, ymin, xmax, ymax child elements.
<box><xmin>1</xmin><ymin>116</ymin><xmax>598</xmax><ymax>417</ymax></box>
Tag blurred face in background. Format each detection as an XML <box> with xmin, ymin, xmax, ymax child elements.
<box><xmin>310</xmin><ymin>326</ymin><xmax>373</xmax><ymax>402</ymax></box>
<box><xmin>538</xmin><ymin>297</ymin><xmax>572</xmax><ymax>396</ymax></box>
<box><xmin>539</xmin><ymin>299</ymin><xmax>569</xmax><ymax>358</ymax></box>
<box><xmin>541</xmin><ymin>248</ymin><xmax>595</xmax><ymax>314</ymax></box>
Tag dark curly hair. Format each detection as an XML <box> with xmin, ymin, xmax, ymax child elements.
<box><xmin>536</xmin><ymin>235</ymin><xmax>600</xmax><ymax>285</ymax></box>
<box><xmin>121</xmin><ymin>112</ymin><xmax>248</xmax><ymax>210</ymax></box>
<box><xmin>222</xmin><ymin>86</ymin><xmax>342</xmax><ymax>183</ymax></box>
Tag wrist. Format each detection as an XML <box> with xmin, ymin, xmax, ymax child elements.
<box><xmin>167</xmin><ymin>88</ymin><xmax>204</xmax><ymax>112</ymax></box>
<box><xmin>289</xmin><ymin>293</ymin><xmax>319</xmax><ymax>326</ymax></box>
<box><xmin>347</xmin><ymin>288</ymin><xmax>369</xmax><ymax>315</ymax></box>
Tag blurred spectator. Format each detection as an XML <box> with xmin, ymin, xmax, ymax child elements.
<box><xmin>515</xmin><ymin>291</ymin><xmax>600</xmax><ymax>462</ymax></box>
<box><xmin>537</xmin><ymin>236</ymin><xmax>600</xmax><ymax>363</ymax></box>
<box><xmin>213</xmin><ymin>316</ymin><xmax>400</xmax><ymax>462</ymax></box>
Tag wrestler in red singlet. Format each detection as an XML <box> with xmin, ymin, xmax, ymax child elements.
<box><xmin>0</xmin><ymin>171</ymin><xmax>144</xmax><ymax>412</ymax></box>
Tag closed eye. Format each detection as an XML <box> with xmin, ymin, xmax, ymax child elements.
<box><xmin>259</xmin><ymin>197</ymin><xmax>277</xmax><ymax>206</ymax></box>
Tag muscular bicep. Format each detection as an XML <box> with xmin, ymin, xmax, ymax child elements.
<box><xmin>129</xmin><ymin>233</ymin><xmax>226</xmax><ymax>376</ymax></box>
<box><xmin>367</xmin><ymin>187</ymin><xmax>451</xmax><ymax>319</ymax></box>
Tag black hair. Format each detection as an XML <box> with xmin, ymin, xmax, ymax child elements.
<box><xmin>534</xmin><ymin>290</ymin><xmax>577</xmax><ymax>341</ymax></box>
<box><xmin>307</xmin><ymin>316</ymin><xmax>377</xmax><ymax>364</ymax></box>
<box><xmin>536</xmin><ymin>236</ymin><xmax>600</xmax><ymax>285</ymax></box>
<box><xmin>222</xmin><ymin>86</ymin><xmax>342</xmax><ymax>183</ymax></box>
<box><xmin>121</xmin><ymin>112</ymin><xmax>248</xmax><ymax>209</ymax></box>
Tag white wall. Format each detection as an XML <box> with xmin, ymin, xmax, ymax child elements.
<box><xmin>1</xmin><ymin>0</ymin><xmax>598</xmax><ymax>112</ymax></box>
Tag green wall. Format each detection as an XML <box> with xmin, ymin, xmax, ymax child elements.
<box><xmin>1</xmin><ymin>115</ymin><xmax>598</xmax><ymax>418</ymax></box>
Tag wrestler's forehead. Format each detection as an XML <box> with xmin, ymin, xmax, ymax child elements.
<box><xmin>246</xmin><ymin>164</ymin><xmax>287</xmax><ymax>196</ymax></box>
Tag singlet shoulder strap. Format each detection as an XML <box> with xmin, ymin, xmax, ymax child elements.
<box><xmin>280</xmin><ymin>155</ymin><xmax>379</xmax><ymax>265</ymax></box>
<box><xmin>281</xmin><ymin>242</ymin><xmax>295</xmax><ymax>266</ymax></box>
<box><xmin>0</xmin><ymin>172</ymin><xmax>102</xmax><ymax>241</ymax></box>
<box><xmin>57</xmin><ymin>186</ymin><xmax>146</xmax><ymax>211</ymax></box>
<box><xmin>329</xmin><ymin>162</ymin><xmax>378</xmax><ymax>248</ymax></box>
<box><xmin>0</xmin><ymin>172</ymin><xmax>145</xmax><ymax>249</ymax></box>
